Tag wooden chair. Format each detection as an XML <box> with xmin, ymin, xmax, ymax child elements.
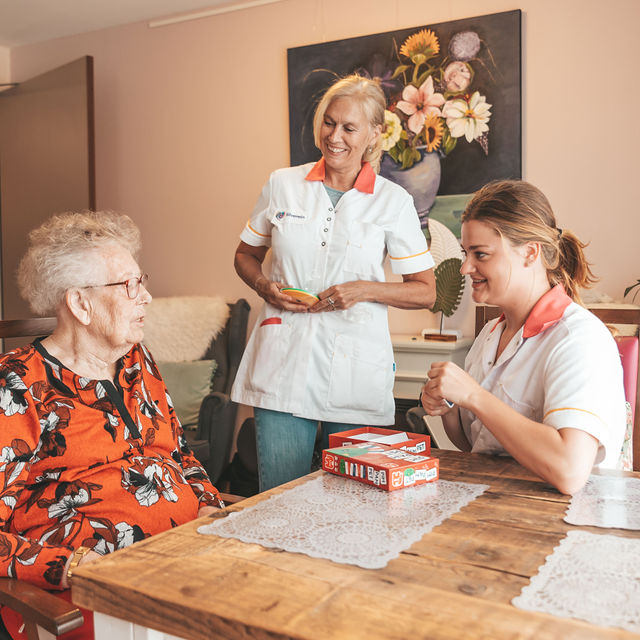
<box><xmin>0</xmin><ymin>317</ymin><xmax>244</xmax><ymax>640</ymax></box>
<box><xmin>475</xmin><ymin>304</ymin><xmax>640</xmax><ymax>471</ymax></box>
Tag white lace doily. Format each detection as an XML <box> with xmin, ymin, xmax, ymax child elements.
<box><xmin>512</xmin><ymin>530</ymin><xmax>640</xmax><ymax>633</ymax></box>
<box><xmin>564</xmin><ymin>475</ymin><xmax>640</xmax><ymax>529</ymax></box>
<box><xmin>198</xmin><ymin>474</ymin><xmax>488</xmax><ymax>569</ymax></box>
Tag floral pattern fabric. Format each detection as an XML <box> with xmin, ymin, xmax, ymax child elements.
<box><xmin>0</xmin><ymin>340</ymin><xmax>221</xmax><ymax>589</ymax></box>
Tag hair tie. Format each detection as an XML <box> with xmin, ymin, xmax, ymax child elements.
<box><xmin>557</xmin><ymin>227</ymin><xmax>563</xmax><ymax>238</ymax></box>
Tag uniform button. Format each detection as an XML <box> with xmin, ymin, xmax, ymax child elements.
<box><xmin>324</xmin><ymin>228</ymin><xmax>328</xmax><ymax>232</ymax></box>
<box><xmin>321</xmin><ymin>241</ymin><xmax>326</xmax><ymax>246</ymax></box>
<box><xmin>327</xmin><ymin>217</ymin><xmax>331</xmax><ymax>221</ymax></box>
<box><xmin>328</xmin><ymin>207</ymin><xmax>333</xmax><ymax>212</ymax></box>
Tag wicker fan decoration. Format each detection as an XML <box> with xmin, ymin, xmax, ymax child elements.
<box><xmin>426</xmin><ymin>218</ymin><xmax>465</xmax><ymax>337</ymax></box>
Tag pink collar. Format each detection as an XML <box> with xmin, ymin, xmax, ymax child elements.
<box><xmin>490</xmin><ymin>284</ymin><xmax>573</xmax><ymax>338</ymax></box>
<box><xmin>305</xmin><ymin>158</ymin><xmax>376</xmax><ymax>194</ymax></box>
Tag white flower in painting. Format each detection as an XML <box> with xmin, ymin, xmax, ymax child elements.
<box><xmin>442</xmin><ymin>92</ymin><xmax>491</xmax><ymax>142</ymax></box>
<box><xmin>381</xmin><ymin>110</ymin><xmax>402</xmax><ymax>151</ymax></box>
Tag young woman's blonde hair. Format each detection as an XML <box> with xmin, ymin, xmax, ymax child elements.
<box><xmin>462</xmin><ymin>180</ymin><xmax>597</xmax><ymax>303</ymax></box>
<box><xmin>17</xmin><ymin>210</ymin><xmax>141</xmax><ymax>316</ymax></box>
<box><xmin>312</xmin><ymin>74</ymin><xmax>385</xmax><ymax>172</ymax></box>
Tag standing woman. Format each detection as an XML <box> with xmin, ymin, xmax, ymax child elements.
<box><xmin>421</xmin><ymin>180</ymin><xmax>626</xmax><ymax>495</ymax></box>
<box><xmin>232</xmin><ymin>75</ymin><xmax>436</xmax><ymax>491</ymax></box>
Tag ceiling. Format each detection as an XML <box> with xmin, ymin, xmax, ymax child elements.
<box><xmin>0</xmin><ymin>0</ymin><xmax>257</xmax><ymax>48</ymax></box>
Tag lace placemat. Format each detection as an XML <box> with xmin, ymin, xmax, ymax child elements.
<box><xmin>564</xmin><ymin>474</ymin><xmax>640</xmax><ymax>529</ymax></box>
<box><xmin>198</xmin><ymin>474</ymin><xmax>488</xmax><ymax>569</ymax></box>
<box><xmin>512</xmin><ymin>530</ymin><xmax>640</xmax><ymax>633</ymax></box>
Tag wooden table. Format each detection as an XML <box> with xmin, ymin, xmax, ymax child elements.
<box><xmin>71</xmin><ymin>451</ymin><xmax>640</xmax><ymax>639</ymax></box>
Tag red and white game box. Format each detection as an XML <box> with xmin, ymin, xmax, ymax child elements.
<box><xmin>322</xmin><ymin>442</ymin><xmax>439</xmax><ymax>491</ymax></box>
<box><xmin>328</xmin><ymin>427</ymin><xmax>430</xmax><ymax>456</ymax></box>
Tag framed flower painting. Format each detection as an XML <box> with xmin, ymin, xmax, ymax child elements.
<box><xmin>287</xmin><ymin>9</ymin><xmax>521</xmax><ymax>223</ymax></box>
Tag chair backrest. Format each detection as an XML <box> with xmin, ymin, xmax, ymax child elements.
<box><xmin>474</xmin><ymin>304</ymin><xmax>640</xmax><ymax>471</ymax></box>
<box><xmin>0</xmin><ymin>317</ymin><xmax>56</xmax><ymax>339</ymax></box>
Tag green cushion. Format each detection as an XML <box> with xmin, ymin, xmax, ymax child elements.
<box><xmin>156</xmin><ymin>359</ymin><xmax>217</xmax><ymax>429</ymax></box>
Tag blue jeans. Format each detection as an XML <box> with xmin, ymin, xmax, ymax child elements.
<box><xmin>254</xmin><ymin>408</ymin><xmax>367</xmax><ymax>492</ymax></box>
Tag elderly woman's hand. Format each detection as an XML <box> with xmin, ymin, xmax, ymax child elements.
<box><xmin>255</xmin><ymin>276</ymin><xmax>310</xmax><ymax>313</ymax></box>
<box><xmin>60</xmin><ymin>549</ymin><xmax>102</xmax><ymax>589</ymax></box>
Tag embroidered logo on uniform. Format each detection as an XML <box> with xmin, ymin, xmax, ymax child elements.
<box><xmin>276</xmin><ymin>210</ymin><xmax>306</xmax><ymax>221</ymax></box>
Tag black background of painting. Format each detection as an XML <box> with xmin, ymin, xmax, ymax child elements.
<box><xmin>287</xmin><ymin>10</ymin><xmax>521</xmax><ymax>195</ymax></box>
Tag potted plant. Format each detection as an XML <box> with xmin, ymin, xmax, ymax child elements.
<box><xmin>624</xmin><ymin>279</ymin><xmax>640</xmax><ymax>303</ymax></box>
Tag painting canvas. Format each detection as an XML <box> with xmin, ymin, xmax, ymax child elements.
<box><xmin>287</xmin><ymin>9</ymin><xmax>521</xmax><ymax>232</ymax></box>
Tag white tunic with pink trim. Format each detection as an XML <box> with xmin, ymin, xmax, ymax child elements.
<box><xmin>461</xmin><ymin>285</ymin><xmax>626</xmax><ymax>468</ymax></box>
<box><xmin>231</xmin><ymin>160</ymin><xmax>434</xmax><ymax>425</ymax></box>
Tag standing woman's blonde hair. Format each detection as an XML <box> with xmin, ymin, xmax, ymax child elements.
<box><xmin>462</xmin><ymin>180</ymin><xmax>597</xmax><ymax>303</ymax></box>
<box><xmin>312</xmin><ymin>74</ymin><xmax>386</xmax><ymax>172</ymax></box>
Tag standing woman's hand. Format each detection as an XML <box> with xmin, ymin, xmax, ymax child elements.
<box><xmin>312</xmin><ymin>280</ymin><xmax>372</xmax><ymax>312</ymax></box>
<box><xmin>255</xmin><ymin>275</ymin><xmax>310</xmax><ymax>313</ymax></box>
<box><xmin>234</xmin><ymin>241</ymin><xmax>308</xmax><ymax>313</ymax></box>
<box><xmin>312</xmin><ymin>270</ymin><xmax>435</xmax><ymax>313</ymax></box>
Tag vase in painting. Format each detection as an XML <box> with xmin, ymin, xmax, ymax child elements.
<box><xmin>379</xmin><ymin>150</ymin><xmax>441</xmax><ymax>228</ymax></box>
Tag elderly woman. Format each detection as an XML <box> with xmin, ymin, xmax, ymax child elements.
<box><xmin>0</xmin><ymin>211</ymin><xmax>222</xmax><ymax>638</ymax></box>
<box><xmin>232</xmin><ymin>74</ymin><xmax>436</xmax><ymax>491</ymax></box>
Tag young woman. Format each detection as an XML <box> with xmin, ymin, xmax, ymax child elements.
<box><xmin>421</xmin><ymin>180</ymin><xmax>626</xmax><ymax>495</ymax></box>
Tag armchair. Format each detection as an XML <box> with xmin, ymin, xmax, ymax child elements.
<box><xmin>181</xmin><ymin>298</ymin><xmax>250</xmax><ymax>483</ymax></box>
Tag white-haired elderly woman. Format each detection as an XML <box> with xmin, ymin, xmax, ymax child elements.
<box><xmin>0</xmin><ymin>211</ymin><xmax>222</xmax><ymax>640</ymax></box>
<box><xmin>232</xmin><ymin>74</ymin><xmax>436</xmax><ymax>492</ymax></box>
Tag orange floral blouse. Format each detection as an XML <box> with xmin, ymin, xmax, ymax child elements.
<box><xmin>0</xmin><ymin>340</ymin><xmax>222</xmax><ymax>589</ymax></box>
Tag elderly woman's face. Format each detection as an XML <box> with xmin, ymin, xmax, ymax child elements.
<box><xmin>85</xmin><ymin>244</ymin><xmax>151</xmax><ymax>352</ymax></box>
<box><xmin>319</xmin><ymin>97</ymin><xmax>380</xmax><ymax>177</ymax></box>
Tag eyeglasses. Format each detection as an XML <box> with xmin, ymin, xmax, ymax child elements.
<box><xmin>83</xmin><ymin>274</ymin><xmax>149</xmax><ymax>299</ymax></box>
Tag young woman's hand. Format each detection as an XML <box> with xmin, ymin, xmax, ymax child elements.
<box><xmin>421</xmin><ymin>361</ymin><xmax>483</xmax><ymax>415</ymax></box>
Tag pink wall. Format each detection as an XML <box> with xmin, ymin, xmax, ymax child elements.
<box><xmin>8</xmin><ymin>0</ymin><xmax>640</xmax><ymax>338</ymax></box>
<box><xmin>0</xmin><ymin>46</ymin><xmax>9</xmax><ymax>82</ymax></box>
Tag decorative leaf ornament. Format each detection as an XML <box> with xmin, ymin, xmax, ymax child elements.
<box><xmin>427</xmin><ymin>217</ymin><xmax>466</xmax><ymax>319</ymax></box>
<box><xmin>431</xmin><ymin>257</ymin><xmax>465</xmax><ymax>317</ymax></box>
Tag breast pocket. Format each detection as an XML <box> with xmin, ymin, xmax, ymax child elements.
<box><xmin>344</xmin><ymin>222</ymin><xmax>385</xmax><ymax>277</ymax></box>
<box><xmin>326</xmin><ymin>334</ymin><xmax>389</xmax><ymax>414</ymax></box>
<box><xmin>246</xmin><ymin>319</ymin><xmax>291</xmax><ymax>396</ymax></box>
<box><xmin>495</xmin><ymin>382</ymin><xmax>539</xmax><ymax>422</ymax></box>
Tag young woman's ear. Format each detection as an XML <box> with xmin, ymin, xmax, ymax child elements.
<box><xmin>524</xmin><ymin>242</ymin><xmax>541</xmax><ymax>266</ymax></box>
<box><xmin>65</xmin><ymin>288</ymin><xmax>92</xmax><ymax>326</ymax></box>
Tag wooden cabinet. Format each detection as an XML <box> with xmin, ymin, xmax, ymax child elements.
<box><xmin>392</xmin><ymin>335</ymin><xmax>473</xmax><ymax>400</ymax></box>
